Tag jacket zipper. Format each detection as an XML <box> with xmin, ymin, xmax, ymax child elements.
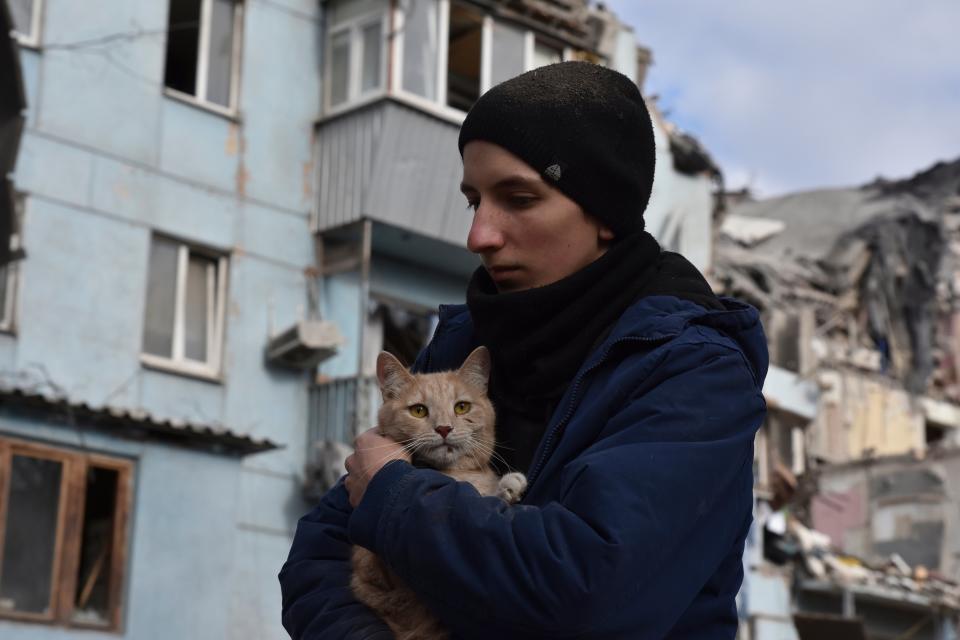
<box><xmin>525</xmin><ymin>334</ymin><xmax>673</xmax><ymax>489</ymax></box>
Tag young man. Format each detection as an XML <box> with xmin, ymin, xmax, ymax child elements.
<box><xmin>280</xmin><ymin>62</ymin><xmax>767</xmax><ymax>639</ymax></box>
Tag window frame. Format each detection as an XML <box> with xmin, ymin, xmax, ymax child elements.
<box><xmin>0</xmin><ymin>437</ymin><xmax>134</xmax><ymax>632</ymax></box>
<box><xmin>163</xmin><ymin>0</ymin><xmax>245</xmax><ymax>118</ymax></box>
<box><xmin>11</xmin><ymin>0</ymin><xmax>44</xmax><ymax>48</ymax></box>
<box><xmin>140</xmin><ymin>236</ymin><xmax>229</xmax><ymax>381</ymax></box>
<box><xmin>389</xmin><ymin>0</ymin><xmax>573</xmax><ymax>121</ymax></box>
<box><xmin>323</xmin><ymin>8</ymin><xmax>389</xmax><ymax>116</ymax></box>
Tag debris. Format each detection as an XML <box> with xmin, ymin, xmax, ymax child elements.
<box><xmin>719</xmin><ymin>214</ymin><xmax>785</xmax><ymax>247</ymax></box>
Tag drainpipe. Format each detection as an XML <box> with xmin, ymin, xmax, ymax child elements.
<box><xmin>355</xmin><ymin>218</ymin><xmax>372</xmax><ymax>438</ymax></box>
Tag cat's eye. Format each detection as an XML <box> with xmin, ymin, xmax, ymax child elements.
<box><xmin>409</xmin><ymin>404</ymin><xmax>428</xmax><ymax>418</ymax></box>
<box><xmin>454</xmin><ymin>401</ymin><xmax>471</xmax><ymax>415</ymax></box>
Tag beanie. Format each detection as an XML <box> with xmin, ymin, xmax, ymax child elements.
<box><xmin>458</xmin><ymin>61</ymin><xmax>656</xmax><ymax>237</ymax></box>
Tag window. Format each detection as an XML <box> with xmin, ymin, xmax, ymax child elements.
<box><xmin>445</xmin><ymin>2</ymin><xmax>483</xmax><ymax>111</ymax></box>
<box><xmin>400</xmin><ymin>0</ymin><xmax>439</xmax><ymax>101</ymax></box>
<box><xmin>325</xmin><ymin>13</ymin><xmax>385</xmax><ymax>111</ymax></box>
<box><xmin>9</xmin><ymin>0</ymin><xmax>42</xmax><ymax>45</ymax></box>
<box><xmin>141</xmin><ymin>236</ymin><xmax>228</xmax><ymax>378</ymax></box>
<box><xmin>373</xmin><ymin>300</ymin><xmax>437</xmax><ymax>368</ymax></box>
<box><xmin>489</xmin><ymin>20</ymin><xmax>524</xmax><ymax>88</ymax></box>
<box><xmin>163</xmin><ymin>0</ymin><xmax>243</xmax><ymax>112</ymax></box>
<box><xmin>396</xmin><ymin>1</ymin><xmax>570</xmax><ymax>115</ymax></box>
<box><xmin>531</xmin><ymin>41</ymin><xmax>562</xmax><ymax>69</ymax></box>
<box><xmin>0</xmin><ymin>438</ymin><xmax>133</xmax><ymax>631</ymax></box>
<box><xmin>0</xmin><ymin>194</ymin><xmax>24</xmax><ymax>333</ymax></box>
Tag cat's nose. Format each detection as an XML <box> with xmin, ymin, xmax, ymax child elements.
<box><xmin>435</xmin><ymin>426</ymin><xmax>452</xmax><ymax>439</ymax></box>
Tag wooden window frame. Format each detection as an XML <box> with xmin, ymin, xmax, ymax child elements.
<box><xmin>163</xmin><ymin>0</ymin><xmax>245</xmax><ymax>118</ymax></box>
<box><xmin>0</xmin><ymin>437</ymin><xmax>134</xmax><ymax>632</ymax></box>
<box><xmin>140</xmin><ymin>236</ymin><xmax>229</xmax><ymax>381</ymax></box>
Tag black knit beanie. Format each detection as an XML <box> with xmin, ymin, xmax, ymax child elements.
<box><xmin>458</xmin><ymin>61</ymin><xmax>656</xmax><ymax>237</ymax></box>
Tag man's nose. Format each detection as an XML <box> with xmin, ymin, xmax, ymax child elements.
<box><xmin>466</xmin><ymin>206</ymin><xmax>505</xmax><ymax>254</ymax></box>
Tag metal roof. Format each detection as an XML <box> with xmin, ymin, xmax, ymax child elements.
<box><xmin>0</xmin><ymin>384</ymin><xmax>280</xmax><ymax>456</ymax></box>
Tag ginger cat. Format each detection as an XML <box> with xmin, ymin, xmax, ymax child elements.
<box><xmin>351</xmin><ymin>346</ymin><xmax>526</xmax><ymax>640</ymax></box>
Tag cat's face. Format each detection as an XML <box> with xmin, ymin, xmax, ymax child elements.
<box><xmin>376</xmin><ymin>347</ymin><xmax>496</xmax><ymax>470</ymax></box>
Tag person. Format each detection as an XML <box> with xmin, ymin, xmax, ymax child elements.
<box><xmin>279</xmin><ymin>61</ymin><xmax>767</xmax><ymax>639</ymax></box>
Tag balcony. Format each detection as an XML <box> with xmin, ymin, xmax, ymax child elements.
<box><xmin>313</xmin><ymin>98</ymin><xmax>470</xmax><ymax>248</ymax></box>
<box><xmin>308</xmin><ymin>375</ymin><xmax>381</xmax><ymax>445</ymax></box>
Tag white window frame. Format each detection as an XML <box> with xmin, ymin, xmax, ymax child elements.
<box><xmin>11</xmin><ymin>0</ymin><xmax>44</xmax><ymax>48</ymax></box>
<box><xmin>389</xmin><ymin>0</ymin><xmax>574</xmax><ymax>122</ymax></box>
<box><xmin>163</xmin><ymin>0</ymin><xmax>245</xmax><ymax>118</ymax></box>
<box><xmin>0</xmin><ymin>197</ymin><xmax>23</xmax><ymax>334</ymax></box>
<box><xmin>140</xmin><ymin>239</ymin><xmax>228</xmax><ymax>380</ymax></box>
<box><xmin>323</xmin><ymin>9</ymin><xmax>388</xmax><ymax>117</ymax></box>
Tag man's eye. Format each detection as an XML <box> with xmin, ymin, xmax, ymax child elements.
<box><xmin>409</xmin><ymin>404</ymin><xmax>428</xmax><ymax>418</ymax></box>
<box><xmin>508</xmin><ymin>195</ymin><xmax>536</xmax><ymax>208</ymax></box>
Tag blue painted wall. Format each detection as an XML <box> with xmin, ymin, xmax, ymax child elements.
<box><xmin>1</xmin><ymin>0</ymin><xmax>323</xmax><ymax>637</ymax></box>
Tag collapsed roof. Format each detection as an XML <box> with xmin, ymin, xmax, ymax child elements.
<box><xmin>715</xmin><ymin>158</ymin><xmax>960</xmax><ymax>397</ymax></box>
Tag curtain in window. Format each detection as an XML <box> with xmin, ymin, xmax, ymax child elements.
<box><xmin>206</xmin><ymin>0</ymin><xmax>236</xmax><ymax>107</ymax></box>
<box><xmin>143</xmin><ymin>237</ymin><xmax>178</xmax><ymax>358</ymax></box>
<box><xmin>490</xmin><ymin>21</ymin><xmax>525</xmax><ymax>88</ymax></box>
<box><xmin>402</xmin><ymin>0</ymin><xmax>438</xmax><ymax>100</ymax></box>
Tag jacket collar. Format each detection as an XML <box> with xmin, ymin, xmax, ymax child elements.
<box><xmin>433</xmin><ymin>295</ymin><xmax>768</xmax><ymax>385</ymax></box>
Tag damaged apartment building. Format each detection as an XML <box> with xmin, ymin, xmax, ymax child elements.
<box><xmin>717</xmin><ymin>159</ymin><xmax>960</xmax><ymax>639</ymax></box>
<box><xmin>0</xmin><ymin>0</ymin><xmax>720</xmax><ymax>638</ymax></box>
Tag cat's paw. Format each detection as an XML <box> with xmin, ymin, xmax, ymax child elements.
<box><xmin>497</xmin><ymin>472</ymin><xmax>527</xmax><ymax>504</ymax></box>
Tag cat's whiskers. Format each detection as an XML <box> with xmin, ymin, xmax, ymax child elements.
<box><xmin>468</xmin><ymin>438</ymin><xmax>515</xmax><ymax>472</ymax></box>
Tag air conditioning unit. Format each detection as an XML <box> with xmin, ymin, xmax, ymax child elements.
<box><xmin>265</xmin><ymin>320</ymin><xmax>344</xmax><ymax>369</ymax></box>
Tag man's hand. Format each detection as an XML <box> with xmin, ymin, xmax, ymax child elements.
<box><xmin>344</xmin><ymin>428</ymin><xmax>411</xmax><ymax>508</ymax></box>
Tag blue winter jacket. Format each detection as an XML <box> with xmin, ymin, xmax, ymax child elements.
<box><xmin>280</xmin><ymin>295</ymin><xmax>768</xmax><ymax>639</ymax></box>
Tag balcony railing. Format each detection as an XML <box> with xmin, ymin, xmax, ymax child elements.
<box><xmin>308</xmin><ymin>376</ymin><xmax>381</xmax><ymax>446</ymax></box>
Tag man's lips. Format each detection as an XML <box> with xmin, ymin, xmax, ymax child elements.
<box><xmin>487</xmin><ymin>266</ymin><xmax>522</xmax><ymax>281</ymax></box>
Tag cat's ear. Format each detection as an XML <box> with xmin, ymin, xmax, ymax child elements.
<box><xmin>458</xmin><ymin>346</ymin><xmax>491</xmax><ymax>392</ymax></box>
<box><xmin>377</xmin><ymin>351</ymin><xmax>413</xmax><ymax>400</ymax></box>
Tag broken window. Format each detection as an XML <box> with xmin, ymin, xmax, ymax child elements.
<box><xmin>9</xmin><ymin>0</ymin><xmax>42</xmax><ymax>45</ymax></box>
<box><xmin>326</xmin><ymin>11</ymin><xmax>385</xmax><ymax>110</ymax></box>
<box><xmin>368</xmin><ymin>299</ymin><xmax>437</xmax><ymax>368</ymax></box>
<box><xmin>142</xmin><ymin>235</ymin><xmax>228</xmax><ymax>377</ymax></box>
<box><xmin>446</xmin><ymin>2</ymin><xmax>483</xmax><ymax>111</ymax></box>
<box><xmin>0</xmin><ymin>438</ymin><xmax>132</xmax><ymax>631</ymax></box>
<box><xmin>0</xmin><ymin>194</ymin><xmax>23</xmax><ymax>332</ymax></box>
<box><xmin>163</xmin><ymin>0</ymin><xmax>242</xmax><ymax>111</ymax></box>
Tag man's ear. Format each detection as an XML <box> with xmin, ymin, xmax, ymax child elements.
<box><xmin>598</xmin><ymin>225</ymin><xmax>615</xmax><ymax>242</ymax></box>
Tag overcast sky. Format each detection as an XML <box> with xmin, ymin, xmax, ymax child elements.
<box><xmin>606</xmin><ymin>1</ymin><xmax>960</xmax><ymax>197</ymax></box>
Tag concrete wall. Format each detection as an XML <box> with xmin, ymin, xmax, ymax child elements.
<box><xmin>811</xmin><ymin>370</ymin><xmax>927</xmax><ymax>464</ymax></box>
<box><xmin>4</xmin><ymin>0</ymin><xmax>322</xmax><ymax>637</ymax></box>
<box><xmin>646</xmin><ymin>106</ymin><xmax>715</xmax><ymax>273</ymax></box>
<box><xmin>813</xmin><ymin>452</ymin><xmax>960</xmax><ymax>580</ymax></box>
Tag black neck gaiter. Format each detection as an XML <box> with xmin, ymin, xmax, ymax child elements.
<box><xmin>466</xmin><ymin>231</ymin><xmax>662</xmax><ymax>472</ymax></box>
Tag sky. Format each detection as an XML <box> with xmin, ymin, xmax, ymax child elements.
<box><xmin>606</xmin><ymin>1</ymin><xmax>960</xmax><ymax>197</ymax></box>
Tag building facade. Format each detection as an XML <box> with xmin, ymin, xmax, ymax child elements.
<box><xmin>1</xmin><ymin>0</ymin><xmax>319</xmax><ymax>637</ymax></box>
<box><xmin>0</xmin><ymin>0</ymin><xmax>721</xmax><ymax>638</ymax></box>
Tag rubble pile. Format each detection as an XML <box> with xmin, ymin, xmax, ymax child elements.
<box><xmin>787</xmin><ymin>519</ymin><xmax>960</xmax><ymax>611</ymax></box>
<box><xmin>715</xmin><ymin>158</ymin><xmax>960</xmax><ymax>401</ymax></box>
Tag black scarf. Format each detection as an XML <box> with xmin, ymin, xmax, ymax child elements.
<box><xmin>467</xmin><ymin>231</ymin><xmax>664</xmax><ymax>472</ymax></box>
